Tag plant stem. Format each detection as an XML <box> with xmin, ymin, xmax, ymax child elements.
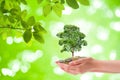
<box><xmin>72</xmin><ymin>51</ymin><xmax>74</xmax><ymax>57</ymax></box>
<box><xmin>72</xmin><ymin>48</ymin><xmax>74</xmax><ymax>58</ymax></box>
<box><xmin>0</xmin><ymin>26</ymin><xmax>24</xmax><ymax>30</ymax></box>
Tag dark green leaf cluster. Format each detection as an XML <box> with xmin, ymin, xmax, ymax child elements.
<box><xmin>56</xmin><ymin>25</ymin><xmax>87</xmax><ymax>53</ymax></box>
<box><xmin>0</xmin><ymin>0</ymin><xmax>90</xmax><ymax>44</ymax></box>
<box><xmin>66</xmin><ymin>0</ymin><xmax>90</xmax><ymax>9</ymax></box>
<box><xmin>0</xmin><ymin>0</ymin><xmax>46</xmax><ymax>44</ymax></box>
<box><xmin>40</xmin><ymin>0</ymin><xmax>90</xmax><ymax>17</ymax></box>
<box><xmin>43</xmin><ymin>0</ymin><xmax>65</xmax><ymax>17</ymax></box>
<box><xmin>23</xmin><ymin>21</ymin><xmax>46</xmax><ymax>43</ymax></box>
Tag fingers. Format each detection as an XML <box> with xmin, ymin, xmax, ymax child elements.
<box><xmin>69</xmin><ymin>57</ymin><xmax>93</xmax><ymax>66</ymax></box>
<box><xmin>56</xmin><ymin>61</ymin><xmax>80</xmax><ymax>75</ymax></box>
<box><xmin>56</xmin><ymin>62</ymin><xmax>69</xmax><ymax>71</ymax></box>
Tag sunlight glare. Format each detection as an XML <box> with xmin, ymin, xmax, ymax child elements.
<box><xmin>63</xmin><ymin>6</ymin><xmax>72</xmax><ymax>15</ymax></box>
<box><xmin>1</xmin><ymin>68</ymin><xmax>15</xmax><ymax>77</ymax></box>
<box><xmin>50</xmin><ymin>22</ymin><xmax>64</xmax><ymax>37</ymax></box>
<box><xmin>109</xmin><ymin>50</ymin><xmax>116</xmax><ymax>60</ymax></box>
<box><xmin>115</xmin><ymin>8</ymin><xmax>120</xmax><ymax>17</ymax></box>
<box><xmin>97</xmin><ymin>27</ymin><xmax>109</xmax><ymax>41</ymax></box>
<box><xmin>14</xmin><ymin>37</ymin><xmax>23</xmax><ymax>43</ymax></box>
<box><xmin>91</xmin><ymin>44</ymin><xmax>103</xmax><ymax>54</ymax></box>
<box><xmin>6</xmin><ymin>36</ymin><xmax>13</xmax><ymax>45</ymax></box>
<box><xmin>8</xmin><ymin>60</ymin><xmax>21</xmax><ymax>72</ymax></box>
<box><xmin>22</xmin><ymin>50</ymin><xmax>43</xmax><ymax>63</ymax></box>
<box><xmin>110</xmin><ymin>22</ymin><xmax>120</xmax><ymax>31</ymax></box>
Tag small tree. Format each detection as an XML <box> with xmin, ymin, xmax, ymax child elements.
<box><xmin>56</xmin><ymin>25</ymin><xmax>87</xmax><ymax>58</ymax></box>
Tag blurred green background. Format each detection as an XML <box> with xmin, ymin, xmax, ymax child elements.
<box><xmin>0</xmin><ymin>0</ymin><xmax>120</xmax><ymax>80</ymax></box>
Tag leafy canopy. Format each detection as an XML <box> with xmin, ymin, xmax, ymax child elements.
<box><xmin>0</xmin><ymin>0</ymin><xmax>90</xmax><ymax>44</ymax></box>
<box><xmin>56</xmin><ymin>25</ymin><xmax>87</xmax><ymax>55</ymax></box>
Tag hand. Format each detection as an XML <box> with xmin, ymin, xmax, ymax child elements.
<box><xmin>56</xmin><ymin>57</ymin><xmax>95</xmax><ymax>75</ymax></box>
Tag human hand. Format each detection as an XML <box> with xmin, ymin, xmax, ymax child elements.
<box><xmin>56</xmin><ymin>57</ymin><xmax>95</xmax><ymax>75</ymax></box>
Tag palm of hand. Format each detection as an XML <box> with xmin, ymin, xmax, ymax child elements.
<box><xmin>56</xmin><ymin>57</ymin><xmax>94</xmax><ymax>75</ymax></box>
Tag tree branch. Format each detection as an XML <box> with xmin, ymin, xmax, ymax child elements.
<box><xmin>0</xmin><ymin>26</ymin><xmax>24</xmax><ymax>30</ymax></box>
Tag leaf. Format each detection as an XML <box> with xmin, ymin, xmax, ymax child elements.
<box><xmin>21</xmin><ymin>0</ymin><xmax>27</xmax><ymax>4</ymax></box>
<box><xmin>33</xmin><ymin>32</ymin><xmax>44</xmax><ymax>43</ymax></box>
<box><xmin>66</xmin><ymin>0</ymin><xmax>79</xmax><ymax>9</ymax></box>
<box><xmin>37</xmin><ymin>0</ymin><xmax>43</xmax><ymax>4</ymax></box>
<box><xmin>27</xmin><ymin>16</ymin><xmax>35</xmax><ymax>26</ymax></box>
<box><xmin>52</xmin><ymin>3</ymin><xmax>64</xmax><ymax>17</ymax></box>
<box><xmin>52</xmin><ymin>0</ymin><xmax>59</xmax><ymax>3</ymax></box>
<box><xmin>82</xmin><ymin>40</ymin><xmax>87</xmax><ymax>46</ymax></box>
<box><xmin>8</xmin><ymin>15</ymin><xmax>15</xmax><ymax>23</ymax></box>
<box><xmin>61</xmin><ymin>0</ymin><xmax>65</xmax><ymax>4</ymax></box>
<box><xmin>0</xmin><ymin>1</ymin><xmax>8</xmax><ymax>13</ymax></box>
<box><xmin>21</xmin><ymin>20</ymin><xmax>28</xmax><ymax>29</ymax></box>
<box><xmin>4</xmin><ymin>0</ymin><xmax>11</xmax><ymax>10</ymax></box>
<box><xmin>43</xmin><ymin>4</ymin><xmax>52</xmax><ymax>17</ymax></box>
<box><xmin>21</xmin><ymin>10</ymin><xmax>27</xmax><ymax>19</ymax></box>
<box><xmin>23</xmin><ymin>30</ymin><xmax>32</xmax><ymax>43</ymax></box>
<box><xmin>3</xmin><ymin>15</ymin><xmax>8</xmax><ymax>21</ymax></box>
<box><xmin>56</xmin><ymin>3</ymin><xmax>65</xmax><ymax>10</ymax></box>
<box><xmin>78</xmin><ymin>0</ymin><xmax>90</xmax><ymax>6</ymax></box>
<box><xmin>10</xmin><ymin>8</ymin><xmax>20</xmax><ymax>15</ymax></box>
<box><xmin>33</xmin><ymin>22</ymin><xmax>46</xmax><ymax>33</ymax></box>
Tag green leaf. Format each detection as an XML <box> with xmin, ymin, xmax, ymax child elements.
<box><xmin>37</xmin><ymin>0</ymin><xmax>43</xmax><ymax>4</ymax></box>
<box><xmin>80</xmin><ymin>33</ymin><xmax>85</xmax><ymax>39</ymax></box>
<box><xmin>82</xmin><ymin>40</ymin><xmax>87</xmax><ymax>46</ymax></box>
<box><xmin>3</xmin><ymin>15</ymin><xmax>8</xmax><ymax>21</ymax></box>
<box><xmin>8</xmin><ymin>15</ymin><xmax>15</xmax><ymax>23</ymax></box>
<box><xmin>21</xmin><ymin>0</ymin><xmax>27</xmax><ymax>4</ymax></box>
<box><xmin>66</xmin><ymin>0</ymin><xmax>79</xmax><ymax>9</ymax></box>
<box><xmin>21</xmin><ymin>10</ymin><xmax>27</xmax><ymax>19</ymax></box>
<box><xmin>33</xmin><ymin>22</ymin><xmax>46</xmax><ymax>33</ymax></box>
<box><xmin>43</xmin><ymin>4</ymin><xmax>52</xmax><ymax>17</ymax></box>
<box><xmin>21</xmin><ymin>20</ymin><xmax>28</xmax><ymax>29</ymax></box>
<box><xmin>52</xmin><ymin>3</ymin><xmax>64</xmax><ymax>17</ymax></box>
<box><xmin>4</xmin><ymin>0</ymin><xmax>11</xmax><ymax>10</ymax></box>
<box><xmin>0</xmin><ymin>1</ymin><xmax>8</xmax><ymax>13</ymax></box>
<box><xmin>78</xmin><ymin>0</ymin><xmax>90</xmax><ymax>6</ymax></box>
<box><xmin>27</xmin><ymin>16</ymin><xmax>35</xmax><ymax>26</ymax></box>
<box><xmin>61</xmin><ymin>0</ymin><xmax>65</xmax><ymax>4</ymax></box>
<box><xmin>33</xmin><ymin>32</ymin><xmax>44</xmax><ymax>43</ymax></box>
<box><xmin>56</xmin><ymin>3</ymin><xmax>65</xmax><ymax>10</ymax></box>
<box><xmin>23</xmin><ymin>30</ymin><xmax>32</xmax><ymax>43</ymax></box>
<box><xmin>10</xmin><ymin>8</ymin><xmax>20</xmax><ymax>15</ymax></box>
<box><xmin>52</xmin><ymin>0</ymin><xmax>59</xmax><ymax>3</ymax></box>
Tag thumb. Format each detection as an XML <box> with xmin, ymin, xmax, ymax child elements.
<box><xmin>69</xmin><ymin>57</ymin><xmax>92</xmax><ymax>65</ymax></box>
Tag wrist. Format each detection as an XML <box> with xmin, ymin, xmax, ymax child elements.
<box><xmin>90</xmin><ymin>59</ymin><xmax>103</xmax><ymax>72</ymax></box>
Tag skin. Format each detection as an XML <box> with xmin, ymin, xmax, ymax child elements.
<box><xmin>56</xmin><ymin>57</ymin><xmax>120</xmax><ymax>75</ymax></box>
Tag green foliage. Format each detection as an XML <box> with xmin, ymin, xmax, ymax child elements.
<box><xmin>43</xmin><ymin>4</ymin><xmax>52</xmax><ymax>17</ymax></box>
<box><xmin>23</xmin><ymin>29</ymin><xmax>32</xmax><ymax>43</ymax></box>
<box><xmin>78</xmin><ymin>0</ymin><xmax>90</xmax><ymax>6</ymax></box>
<box><xmin>56</xmin><ymin>25</ymin><xmax>87</xmax><ymax>55</ymax></box>
<box><xmin>66</xmin><ymin>0</ymin><xmax>79</xmax><ymax>9</ymax></box>
<box><xmin>37</xmin><ymin>0</ymin><xmax>43</xmax><ymax>4</ymax></box>
<box><xmin>0</xmin><ymin>0</ymin><xmax>90</xmax><ymax>44</ymax></box>
<box><xmin>0</xmin><ymin>0</ymin><xmax>45</xmax><ymax>44</ymax></box>
<box><xmin>27</xmin><ymin>16</ymin><xmax>36</xmax><ymax>26</ymax></box>
<box><xmin>61</xmin><ymin>0</ymin><xmax>65</xmax><ymax>4</ymax></box>
<box><xmin>33</xmin><ymin>32</ymin><xmax>44</xmax><ymax>43</ymax></box>
<box><xmin>21</xmin><ymin>20</ymin><xmax>29</xmax><ymax>29</ymax></box>
<box><xmin>52</xmin><ymin>3</ymin><xmax>64</xmax><ymax>17</ymax></box>
<box><xmin>33</xmin><ymin>22</ymin><xmax>46</xmax><ymax>33</ymax></box>
<box><xmin>104</xmin><ymin>0</ymin><xmax>120</xmax><ymax>9</ymax></box>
